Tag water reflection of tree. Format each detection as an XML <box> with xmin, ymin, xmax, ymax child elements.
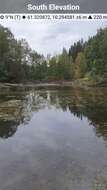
<box><xmin>0</xmin><ymin>89</ymin><xmax>49</xmax><ymax>139</ymax></box>
<box><xmin>0</xmin><ymin>89</ymin><xmax>27</xmax><ymax>139</ymax></box>
<box><xmin>0</xmin><ymin>120</ymin><xmax>19</xmax><ymax>139</ymax></box>
<box><xmin>27</xmin><ymin>89</ymin><xmax>107</xmax><ymax>142</ymax></box>
<box><xmin>49</xmin><ymin>88</ymin><xmax>107</xmax><ymax>141</ymax></box>
<box><xmin>0</xmin><ymin>88</ymin><xmax>107</xmax><ymax>140</ymax></box>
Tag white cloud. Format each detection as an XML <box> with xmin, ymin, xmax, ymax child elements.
<box><xmin>0</xmin><ymin>19</ymin><xmax>106</xmax><ymax>55</ymax></box>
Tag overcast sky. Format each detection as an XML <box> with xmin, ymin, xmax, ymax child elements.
<box><xmin>0</xmin><ymin>20</ymin><xmax>107</xmax><ymax>55</ymax></box>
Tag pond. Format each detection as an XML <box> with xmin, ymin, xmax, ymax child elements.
<box><xmin>0</xmin><ymin>86</ymin><xmax>107</xmax><ymax>190</ymax></box>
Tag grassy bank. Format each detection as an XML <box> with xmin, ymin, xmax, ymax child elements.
<box><xmin>72</xmin><ymin>77</ymin><xmax>107</xmax><ymax>87</ymax></box>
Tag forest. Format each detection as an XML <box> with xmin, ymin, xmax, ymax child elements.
<box><xmin>0</xmin><ymin>24</ymin><xmax>107</xmax><ymax>84</ymax></box>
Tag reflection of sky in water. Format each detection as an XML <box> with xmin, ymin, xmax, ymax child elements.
<box><xmin>0</xmin><ymin>88</ymin><xmax>107</xmax><ymax>190</ymax></box>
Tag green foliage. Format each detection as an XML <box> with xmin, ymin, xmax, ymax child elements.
<box><xmin>0</xmin><ymin>24</ymin><xmax>46</xmax><ymax>83</ymax></box>
<box><xmin>48</xmin><ymin>49</ymin><xmax>73</xmax><ymax>81</ymax></box>
<box><xmin>69</xmin><ymin>39</ymin><xmax>84</xmax><ymax>62</ymax></box>
<box><xmin>0</xmin><ymin>24</ymin><xmax>107</xmax><ymax>83</ymax></box>
<box><xmin>84</xmin><ymin>28</ymin><xmax>107</xmax><ymax>77</ymax></box>
<box><xmin>73</xmin><ymin>52</ymin><xmax>86</xmax><ymax>79</ymax></box>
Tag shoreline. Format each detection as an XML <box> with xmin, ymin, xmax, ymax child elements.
<box><xmin>0</xmin><ymin>79</ymin><xmax>107</xmax><ymax>89</ymax></box>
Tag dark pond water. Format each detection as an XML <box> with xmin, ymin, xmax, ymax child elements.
<box><xmin>0</xmin><ymin>87</ymin><xmax>107</xmax><ymax>190</ymax></box>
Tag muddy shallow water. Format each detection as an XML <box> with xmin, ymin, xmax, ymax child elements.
<box><xmin>0</xmin><ymin>87</ymin><xmax>107</xmax><ymax>190</ymax></box>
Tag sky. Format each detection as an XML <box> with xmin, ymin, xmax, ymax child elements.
<box><xmin>0</xmin><ymin>20</ymin><xmax>107</xmax><ymax>55</ymax></box>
